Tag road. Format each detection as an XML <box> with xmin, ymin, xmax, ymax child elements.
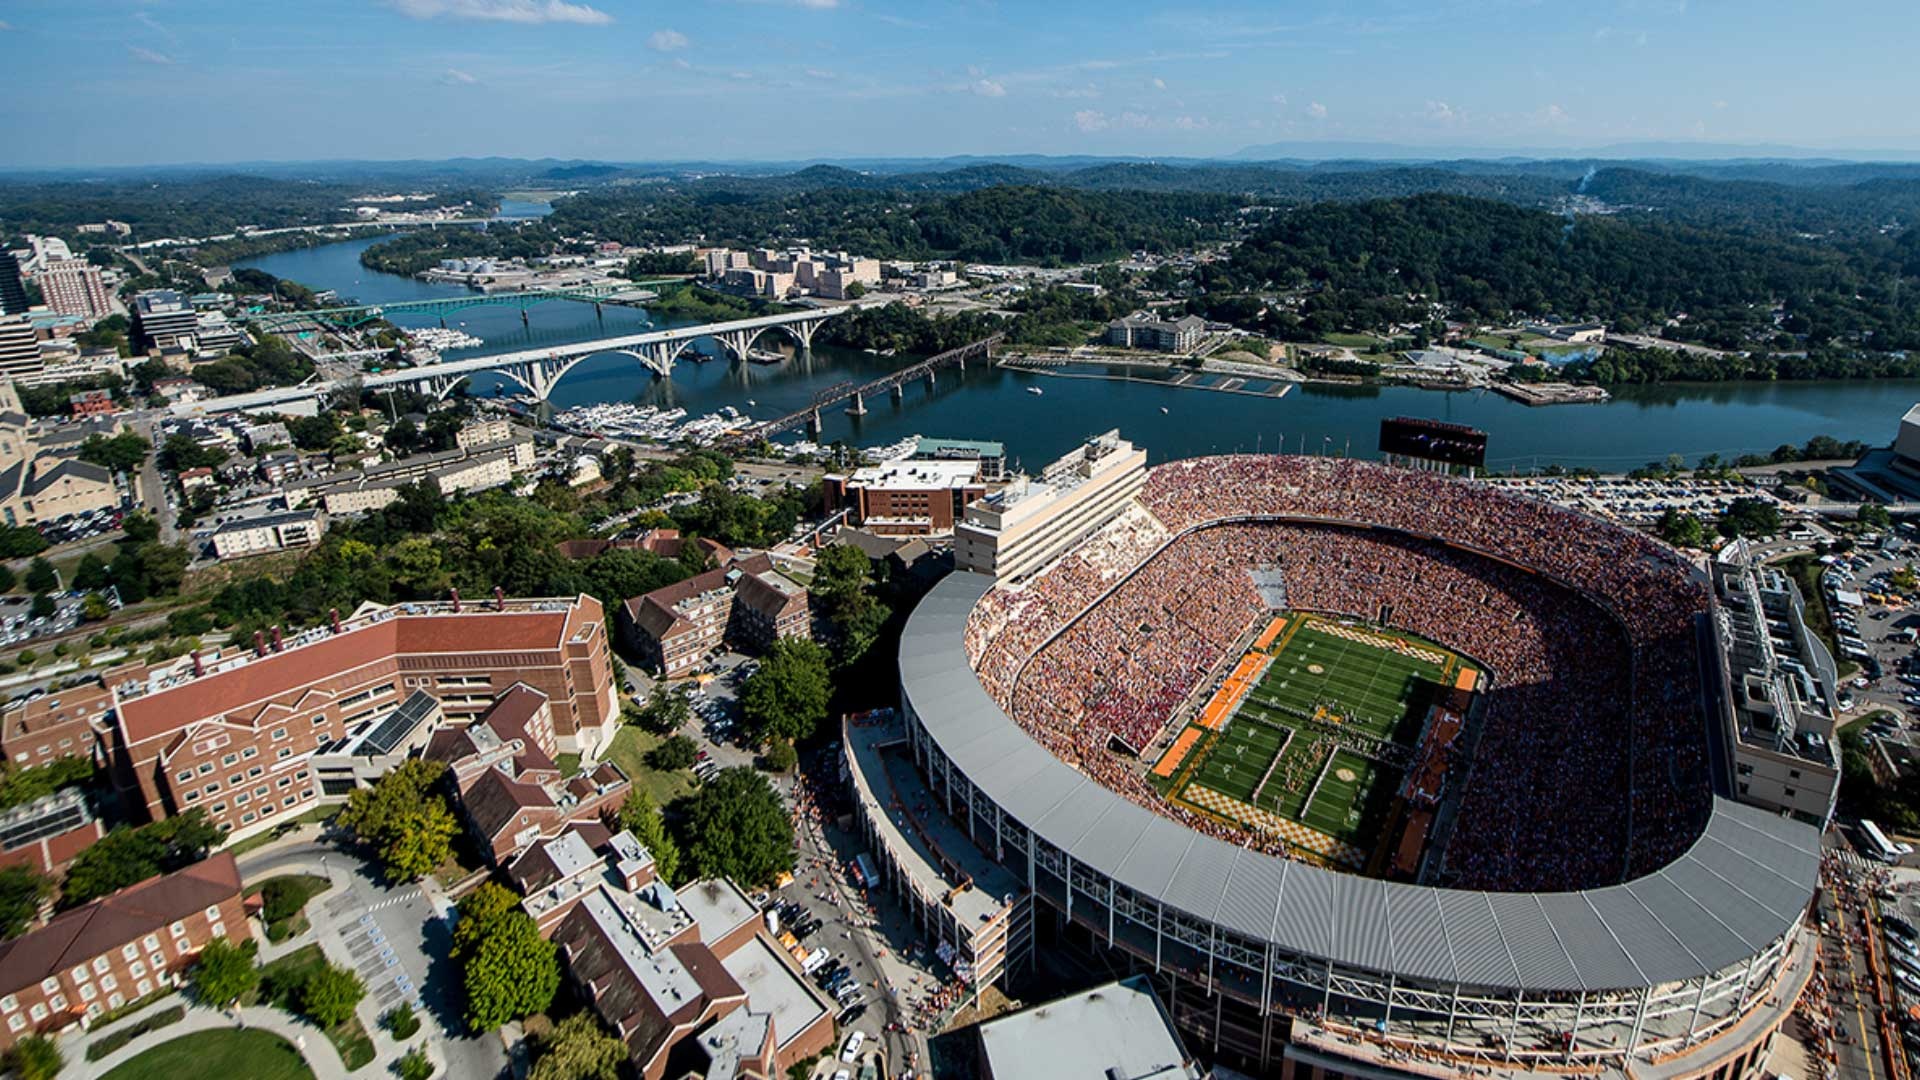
<box><xmin>238</xmin><ymin>836</ymin><xmax>508</xmax><ymax>1080</ymax></box>
<box><xmin>130</xmin><ymin>413</ymin><xmax>177</xmax><ymax>544</ymax></box>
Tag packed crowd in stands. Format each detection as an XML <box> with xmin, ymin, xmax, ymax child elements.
<box><xmin>962</xmin><ymin>455</ymin><xmax>1712</xmax><ymax>892</ymax></box>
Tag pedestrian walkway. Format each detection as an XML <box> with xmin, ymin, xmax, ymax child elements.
<box><xmin>58</xmin><ymin>1001</ymin><xmax>352</xmax><ymax>1080</ymax></box>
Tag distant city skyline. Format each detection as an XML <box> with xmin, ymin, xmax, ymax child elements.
<box><xmin>2</xmin><ymin>0</ymin><xmax>1917</xmax><ymax>168</ymax></box>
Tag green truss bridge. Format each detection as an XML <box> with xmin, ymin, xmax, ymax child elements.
<box><xmin>236</xmin><ymin>279</ymin><xmax>686</xmax><ymax>331</ymax></box>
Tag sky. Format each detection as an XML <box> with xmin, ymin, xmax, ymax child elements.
<box><xmin>2</xmin><ymin>0</ymin><xmax>1917</xmax><ymax>168</ymax></box>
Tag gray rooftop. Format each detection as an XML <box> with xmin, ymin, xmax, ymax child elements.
<box><xmin>901</xmin><ymin>571</ymin><xmax>1821</xmax><ymax>994</ymax></box>
<box><xmin>977</xmin><ymin>976</ymin><xmax>1199</xmax><ymax>1080</ymax></box>
<box><xmin>717</xmin><ymin>933</ymin><xmax>829</xmax><ymax>1052</ymax></box>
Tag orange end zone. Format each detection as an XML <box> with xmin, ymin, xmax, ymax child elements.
<box><xmin>1153</xmin><ymin>727</ymin><xmax>1205</xmax><ymax>778</ymax></box>
<box><xmin>1252</xmin><ymin>616</ymin><xmax>1289</xmax><ymax>653</ymax></box>
<box><xmin>1454</xmin><ymin>667</ymin><xmax>1479</xmax><ymax>693</ymax></box>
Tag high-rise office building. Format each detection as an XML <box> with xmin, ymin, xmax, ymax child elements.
<box><xmin>130</xmin><ymin>289</ymin><xmax>198</xmax><ymax>353</ymax></box>
<box><xmin>0</xmin><ymin>254</ymin><xmax>28</xmax><ymax>316</ymax></box>
<box><xmin>0</xmin><ymin>316</ymin><xmax>42</xmax><ymax>381</ymax></box>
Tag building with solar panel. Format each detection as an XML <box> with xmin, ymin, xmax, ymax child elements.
<box><xmin>864</xmin><ymin>454</ymin><xmax>1820</xmax><ymax>1080</ymax></box>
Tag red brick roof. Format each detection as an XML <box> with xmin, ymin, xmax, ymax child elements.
<box><xmin>116</xmin><ymin>603</ymin><xmax>593</xmax><ymax>745</ymax></box>
<box><xmin>0</xmin><ymin>852</ymin><xmax>242</xmax><ymax>997</ymax></box>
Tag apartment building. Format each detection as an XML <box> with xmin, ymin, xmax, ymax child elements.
<box><xmin>955</xmin><ymin>430</ymin><xmax>1148</xmax><ymax>581</ymax></box>
<box><xmin>619</xmin><ymin>554</ymin><xmax>811</xmax><ymax>678</ymax></box>
<box><xmin>106</xmin><ymin>595</ymin><xmax>619</xmax><ymax>840</ymax></box>
<box><xmin>823</xmin><ymin>458</ymin><xmax>987</xmax><ymax>537</ymax></box>
<box><xmin>37</xmin><ymin>259</ymin><xmax>111</xmax><ymax>320</ymax></box>
<box><xmin>1105</xmin><ymin>313</ymin><xmax>1206</xmax><ymax>353</ymax></box>
<box><xmin>209</xmin><ymin>509</ymin><xmax>326</xmax><ymax>561</ymax></box>
<box><xmin>0</xmin><ymin>853</ymin><xmax>248</xmax><ymax>1049</ymax></box>
<box><xmin>0</xmin><ymin>682</ymin><xmax>115</xmax><ymax>767</ymax></box>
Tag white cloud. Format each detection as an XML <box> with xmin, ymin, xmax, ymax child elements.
<box><xmin>1537</xmin><ymin>102</ymin><xmax>1570</xmax><ymax>125</ymax></box>
<box><xmin>972</xmin><ymin>79</ymin><xmax>1007</xmax><ymax>98</ymax></box>
<box><xmin>1172</xmin><ymin>115</ymin><xmax>1209</xmax><ymax>131</ymax></box>
<box><xmin>0</xmin><ymin>20</ymin><xmax>14</xmax><ymax>31</ymax></box>
<box><xmin>440</xmin><ymin>67</ymin><xmax>478</xmax><ymax>85</ymax></box>
<box><xmin>1074</xmin><ymin>110</ymin><xmax>1110</xmax><ymax>132</ymax></box>
<box><xmin>1270</xmin><ymin>93</ymin><xmax>1288</xmax><ymax>106</ymax></box>
<box><xmin>388</xmin><ymin>0</ymin><xmax>613</xmax><ymax>26</ymax></box>
<box><xmin>1424</xmin><ymin>100</ymin><xmax>1457</xmax><ymax>123</ymax></box>
<box><xmin>647</xmin><ymin>28</ymin><xmax>688</xmax><ymax>51</ymax></box>
<box><xmin>671</xmin><ymin>57</ymin><xmax>693</xmax><ymax>70</ymax></box>
<box><xmin>1150</xmin><ymin>76</ymin><xmax>1167</xmax><ymax>90</ymax></box>
<box><xmin>804</xmin><ymin>68</ymin><xmax>836</xmax><ymax>80</ymax></box>
<box><xmin>1712</xmin><ymin>99</ymin><xmax>1728</xmax><ymax>109</ymax></box>
<box><xmin>1053</xmin><ymin>84</ymin><xmax>1101</xmax><ymax>100</ymax></box>
<box><xmin>1306</xmin><ymin>101</ymin><xmax>1327</xmax><ymax>119</ymax></box>
<box><xmin>127</xmin><ymin>45</ymin><xmax>174</xmax><ymax>65</ymax></box>
<box><xmin>791</xmin><ymin>0</ymin><xmax>839</xmax><ymax>8</ymax></box>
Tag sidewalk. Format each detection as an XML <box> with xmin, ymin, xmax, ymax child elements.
<box><xmin>59</xmin><ymin>1001</ymin><xmax>352</xmax><ymax>1080</ymax></box>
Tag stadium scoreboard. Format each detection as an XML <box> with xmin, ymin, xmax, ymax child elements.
<box><xmin>1379</xmin><ymin>417</ymin><xmax>1489</xmax><ymax>469</ymax></box>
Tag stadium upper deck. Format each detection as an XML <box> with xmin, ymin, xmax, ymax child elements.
<box><xmin>898</xmin><ymin>455</ymin><xmax>1822</xmax><ymax>1075</ymax></box>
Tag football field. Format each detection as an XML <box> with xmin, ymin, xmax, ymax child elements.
<box><xmin>1170</xmin><ymin>615</ymin><xmax>1456</xmax><ymax>852</ymax></box>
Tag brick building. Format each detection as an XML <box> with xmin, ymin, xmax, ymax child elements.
<box><xmin>429</xmin><ymin>684</ymin><xmax>630</xmax><ymax>865</ymax></box>
<box><xmin>0</xmin><ymin>789</ymin><xmax>104</xmax><ymax>876</ymax></box>
<box><xmin>0</xmin><ymin>852</ymin><xmax>248</xmax><ymax>1049</ymax></box>
<box><xmin>106</xmin><ymin>595</ymin><xmax>620</xmax><ymax>841</ymax></box>
<box><xmin>619</xmin><ymin>555</ymin><xmax>811</xmax><ymax>678</ymax></box>
<box><xmin>822</xmin><ymin>458</ymin><xmax>987</xmax><ymax>536</ymax></box>
<box><xmin>1</xmin><ymin>682</ymin><xmax>114</xmax><ymax>768</ymax></box>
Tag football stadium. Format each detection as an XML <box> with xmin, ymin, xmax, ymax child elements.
<box><xmin>893</xmin><ymin>453</ymin><xmax>1822</xmax><ymax>1078</ymax></box>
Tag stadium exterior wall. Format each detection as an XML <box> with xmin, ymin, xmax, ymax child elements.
<box><xmin>897</xmin><ymin>563</ymin><xmax>1821</xmax><ymax>1076</ymax></box>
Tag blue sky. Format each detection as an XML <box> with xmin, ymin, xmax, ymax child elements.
<box><xmin>2</xmin><ymin>0</ymin><xmax>1915</xmax><ymax>167</ymax></box>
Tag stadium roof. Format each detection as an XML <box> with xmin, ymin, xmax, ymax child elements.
<box><xmin>901</xmin><ymin>571</ymin><xmax>1821</xmax><ymax>995</ymax></box>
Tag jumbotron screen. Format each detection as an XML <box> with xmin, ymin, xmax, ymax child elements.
<box><xmin>1379</xmin><ymin>417</ymin><xmax>1489</xmax><ymax>468</ymax></box>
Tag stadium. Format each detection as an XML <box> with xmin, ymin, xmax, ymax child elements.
<box><xmin>896</xmin><ymin>454</ymin><xmax>1821</xmax><ymax>1078</ymax></box>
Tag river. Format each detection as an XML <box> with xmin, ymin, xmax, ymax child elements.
<box><xmin>237</xmin><ymin>223</ymin><xmax>1918</xmax><ymax>472</ymax></box>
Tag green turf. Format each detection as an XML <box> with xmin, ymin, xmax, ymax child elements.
<box><xmin>1172</xmin><ymin>616</ymin><xmax>1448</xmax><ymax>849</ymax></box>
<box><xmin>100</xmin><ymin>1029</ymin><xmax>315</xmax><ymax>1080</ymax></box>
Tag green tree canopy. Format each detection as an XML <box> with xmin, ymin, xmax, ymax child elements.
<box><xmin>191</xmin><ymin>936</ymin><xmax>260</xmax><ymax>1006</ymax></box>
<box><xmin>676</xmin><ymin>767</ymin><xmax>795</xmax><ymax>887</ymax></box>
<box><xmin>529</xmin><ymin>1013</ymin><xmax>626</xmax><ymax>1080</ymax></box>
<box><xmin>1</xmin><ymin>1035</ymin><xmax>62</xmax><ymax>1080</ymax></box>
<box><xmin>22</xmin><ymin>558</ymin><xmax>56</xmax><ymax>594</ymax></box>
<box><xmin>76</xmin><ymin>431</ymin><xmax>151</xmax><ymax>473</ymax></box>
<box><xmin>61</xmin><ymin>810</ymin><xmax>226</xmax><ymax>908</ymax></box>
<box><xmin>299</xmin><ymin>962</ymin><xmax>366</xmax><ymax>1029</ymax></box>
<box><xmin>337</xmin><ymin>760</ymin><xmax>455</xmax><ymax>882</ymax></box>
<box><xmin>458</xmin><ymin>904</ymin><xmax>559</xmax><ymax>1033</ymax></box>
<box><xmin>0</xmin><ymin>865</ymin><xmax>50</xmax><ymax>940</ymax></box>
<box><xmin>613</xmin><ymin>790</ymin><xmax>681</xmax><ymax>885</ymax></box>
<box><xmin>738</xmin><ymin>638</ymin><xmax>832</xmax><ymax>745</ymax></box>
<box><xmin>645</xmin><ymin>734</ymin><xmax>699</xmax><ymax>772</ymax></box>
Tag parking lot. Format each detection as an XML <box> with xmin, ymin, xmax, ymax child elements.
<box><xmin>1816</xmin><ymin>533</ymin><xmax>1920</xmax><ymax>744</ymax></box>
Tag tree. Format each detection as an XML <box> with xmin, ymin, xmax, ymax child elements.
<box><xmin>27</xmin><ymin>594</ymin><xmax>54</xmax><ymax>621</ymax></box>
<box><xmin>81</xmin><ymin>592</ymin><xmax>111</xmax><ymax>622</ymax></box>
<box><xmin>76</xmin><ymin>431</ymin><xmax>151</xmax><ymax>473</ymax></box>
<box><xmin>398</xmin><ymin>1047</ymin><xmax>436</xmax><ymax>1080</ymax></box>
<box><xmin>0</xmin><ymin>526</ymin><xmax>47</xmax><ymax>559</ymax></box>
<box><xmin>460</xmin><ymin>908</ymin><xmax>559</xmax><ymax>1032</ymax></box>
<box><xmin>61</xmin><ymin>810</ymin><xmax>226</xmax><ymax>907</ymax></box>
<box><xmin>811</xmin><ymin>544</ymin><xmax>890</xmax><ymax>664</ymax></box>
<box><xmin>645</xmin><ymin>733</ymin><xmax>699</xmax><ymax>772</ymax></box>
<box><xmin>1</xmin><ymin>1035</ymin><xmax>61</xmax><ymax>1080</ymax></box>
<box><xmin>738</xmin><ymin>638</ymin><xmax>832</xmax><ymax>745</ymax></box>
<box><xmin>1860</xmin><ymin>502</ymin><xmax>1893</xmax><ymax>529</ymax></box>
<box><xmin>676</xmin><ymin>767</ymin><xmax>795</xmax><ymax>887</ymax></box>
<box><xmin>1657</xmin><ymin>508</ymin><xmax>1707</xmax><ymax>549</ymax></box>
<box><xmin>337</xmin><ymin>760</ymin><xmax>455</xmax><ymax>882</ymax></box>
<box><xmin>1718</xmin><ymin>497</ymin><xmax>1784</xmax><ymax>540</ymax></box>
<box><xmin>0</xmin><ymin>865</ymin><xmax>50</xmax><ymax>939</ymax></box>
<box><xmin>530</xmin><ymin>1012</ymin><xmax>626</xmax><ymax>1080</ymax></box>
<box><xmin>453</xmin><ymin>883</ymin><xmax>522</xmax><ymax>958</ymax></box>
<box><xmin>384</xmin><ymin>1002</ymin><xmax>422</xmax><ymax>1039</ymax></box>
<box><xmin>614</xmin><ymin>790</ymin><xmax>681</xmax><ymax>885</ymax></box>
<box><xmin>72</xmin><ymin>552</ymin><xmax>110</xmax><ymax>591</ymax></box>
<box><xmin>763</xmin><ymin>738</ymin><xmax>797</xmax><ymax>774</ymax></box>
<box><xmin>191</xmin><ymin>936</ymin><xmax>260</xmax><ymax>1007</ymax></box>
<box><xmin>300</xmin><ymin>962</ymin><xmax>366</xmax><ymax>1029</ymax></box>
<box><xmin>0</xmin><ymin>564</ymin><xmax>13</xmax><ymax>593</ymax></box>
<box><xmin>22</xmin><ymin>558</ymin><xmax>56</xmax><ymax>595</ymax></box>
<box><xmin>631</xmin><ymin>690</ymin><xmax>691</xmax><ymax>734</ymax></box>
<box><xmin>158</xmin><ymin>433</ymin><xmax>228</xmax><ymax>473</ymax></box>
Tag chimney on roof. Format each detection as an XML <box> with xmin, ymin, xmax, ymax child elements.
<box><xmin>494</xmin><ymin>585</ymin><xmax>505</xmax><ymax>611</ymax></box>
<box><xmin>253</xmin><ymin>630</ymin><xmax>266</xmax><ymax>657</ymax></box>
<box><xmin>329</xmin><ymin>607</ymin><xmax>341</xmax><ymax>634</ymax></box>
<box><xmin>271</xmin><ymin>626</ymin><xmax>284</xmax><ymax>652</ymax></box>
<box><xmin>191</xmin><ymin>651</ymin><xmax>204</xmax><ymax>678</ymax></box>
<box><xmin>450</xmin><ymin>587</ymin><xmax>461</xmax><ymax>613</ymax></box>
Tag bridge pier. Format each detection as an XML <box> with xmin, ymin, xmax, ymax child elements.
<box><xmin>890</xmin><ymin>384</ymin><xmax>904</xmax><ymax>404</ymax></box>
<box><xmin>925</xmin><ymin>369</ymin><xmax>937</xmax><ymax>390</ymax></box>
<box><xmin>806</xmin><ymin>409</ymin><xmax>823</xmax><ymax>438</ymax></box>
<box><xmin>521</xmin><ymin>309</ymin><xmax>530</xmax><ymax>327</ymax></box>
<box><xmin>845</xmin><ymin>391</ymin><xmax>867</xmax><ymax>417</ymax></box>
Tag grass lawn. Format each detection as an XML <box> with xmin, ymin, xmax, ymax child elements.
<box><xmin>225</xmin><ymin>806</ymin><xmax>336</xmax><ymax>858</ymax></box>
<box><xmin>603</xmin><ymin>726</ymin><xmax>698</xmax><ymax>807</ymax></box>
<box><xmin>100</xmin><ymin>1028</ymin><xmax>314</xmax><ymax>1080</ymax></box>
<box><xmin>254</xmin><ymin>945</ymin><xmax>376</xmax><ymax>1070</ymax></box>
<box><xmin>1778</xmin><ymin>555</ymin><xmax>1861</xmax><ymax>680</ymax></box>
<box><xmin>244</xmin><ymin>874</ymin><xmax>332</xmax><ymax>942</ymax></box>
<box><xmin>555</xmin><ymin>752</ymin><xmax>582</xmax><ymax>777</ymax></box>
<box><xmin>1319</xmin><ymin>332</ymin><xmax>1381</xmax><ymax>349</ymax></box>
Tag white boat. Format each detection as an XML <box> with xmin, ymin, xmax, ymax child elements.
<box><xmin>1161</xmin><ymin>407</ymin><xmax>1170</xmax><ymax>414</ymax></box>
<box><xmin>1026</xmin><ymin>386</ymin><xmax>1044</xmax><ymax>396</ymax></box>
